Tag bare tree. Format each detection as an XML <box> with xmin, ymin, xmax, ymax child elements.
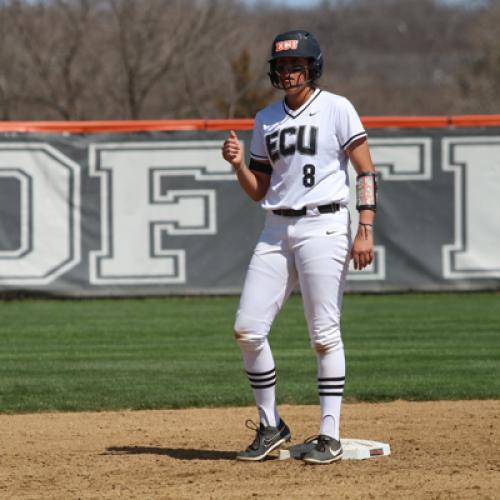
<box><xmin>0</xmin><ymin>3</ymin><xmax>12</xmax><ymax>119</ymax></box>
<box><xmin>97</xmin><ymin>0</ymin><xmax>240</xmax><ymax>119</ymax></box>
<box><xmin>0</xmin><ymin>0</ymin><xmax>497</xmax><ymax>120</ymax></box>
<box><xmin>177</xmin><ymin>1</ymin><xmax>275</xmax><ymax>119</ymax></box>
<box><xmin>5</xmin><ymin>0</ymin><xmax>98</xmax><ymax>119</ymax></box>
<box><xmin>457</xmin><ymin>0</ymin><xmax>500</xmax><ymax>113</ymax></box>
<box><xmin>214</xmin><ymin>48</ymin><xmax>274</xmax><ymax>118</ymax></box>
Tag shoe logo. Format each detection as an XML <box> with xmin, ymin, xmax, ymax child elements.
<box><xmin>326</xmin><ymin>229</ymin><xmax>336</xmax><ymax>235</ymax></box>
<box><xmin>263</xmin><ymin>431</ymin><xmax>281</xmax><ymax>446</ymax></box>
<box><xmin>309</xmin><ymin>111</ymin><xmax>319</xmax><ymax>116</ymax></box>
<box><xmin>328</xmin><ymin>445</ymin><xmax>342</xmax><ymax>457</ymax></box>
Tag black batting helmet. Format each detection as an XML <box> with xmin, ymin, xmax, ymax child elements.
<box><xmin>268</xmin><ymin>30</ymin><xmax>323</xmax><ymax>89</ymax></box>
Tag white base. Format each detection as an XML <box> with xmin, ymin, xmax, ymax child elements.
<box><xmin>278</xmin><ymin>438</ymin><xmax>390</xmax><ymax>461</ymax></box>
<box><xmin>340</xmin><ymin>438</ymin><xmax>391</xmax><ymax>460</ymax></box>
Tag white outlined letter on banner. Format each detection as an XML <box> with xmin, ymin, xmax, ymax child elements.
<box><xmin>347</xmin><ymin>137</ymin><xmax>432</xmax><ymax>280</ymax></box>
<box><xmin>0</xmin><ymin>144</ymin><xmax>81</xmax><ymax>285</ymax></box>
<box><xmin>89</xmin><ymin>141</ymin><xmax>234</xmax><ymax>285</ymax></box>
<box><xmin>442</xmin><ymin>137</ymin><xmax>500</xmax><ymax>278</ymax></box>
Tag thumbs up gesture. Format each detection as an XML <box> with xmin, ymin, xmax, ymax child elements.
<box><xmin>222</xmin><ymin>130</ymin><xmax>244</xmax><ymax>171</ymax></box>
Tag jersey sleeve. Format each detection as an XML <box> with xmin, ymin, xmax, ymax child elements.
<box><xmin>249</xmin><ymin>113</ymin><xmax>270</xmax><ymax>163</ymax></box>
<box><xmin>335</xmin><ymin>97</ymin><xmax>367</xmax><ymax>150</ymax></box>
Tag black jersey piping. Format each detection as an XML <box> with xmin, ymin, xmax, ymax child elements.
<box><xmin>282</xmin><ymin>89</ymin><xmax>322</xmax><ymax>119</ymax></box>
<box><xmin>249</xmin><ymin>158</ymin><xmax>272</xmax><ymax>175</ymax></box>
<box><xmin>250</xmin><ymin>152</ymin><xmax>268</xmax><ymax>160</ymax></box>
<box><xmin>341</xmin><ymin>131</ymin><xmax>367</xmax><ymax>150</ymax></box>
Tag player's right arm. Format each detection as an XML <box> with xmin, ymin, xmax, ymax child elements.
<box><xmin>222</xmin><ymin>130</ymin><xmax>271</xmax><ymax>202</ymax></box>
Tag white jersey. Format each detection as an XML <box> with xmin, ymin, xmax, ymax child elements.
<box><xmin>249</xmin><ymin>88</ymin><xmax>367</xmax><ymax>210</ymax></box>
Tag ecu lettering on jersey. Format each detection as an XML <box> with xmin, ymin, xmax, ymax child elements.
<box><xmin>249</xmin><ymin>88</ymin><xmax>367</xmax><ymax>210</ymax></box>
<box><xmin>265</xmin><ymin>126</ymin><xmax>318</xmax><ymax>162</ymax></box>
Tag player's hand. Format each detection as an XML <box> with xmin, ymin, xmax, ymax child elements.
<box><xmin>222</xmin><ymin>130</ymin><xmax>244</xmax><ymax>171</ymax></box>
<box><xmin>351</xmin><ymin>225</ymin><xmax>374</xmax><ymax>270</ymax></box>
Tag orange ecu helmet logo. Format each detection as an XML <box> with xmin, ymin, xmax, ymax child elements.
<box><xmin>275</xmin><ymin>40</ymin><xmax>299</xmax><ymax>52</ymax></box>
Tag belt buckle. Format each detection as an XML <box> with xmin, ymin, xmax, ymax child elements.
<box><xmin>306</xmin><ymin>206</ymin><xmax>320</xmax><ymax>216</ymax></box>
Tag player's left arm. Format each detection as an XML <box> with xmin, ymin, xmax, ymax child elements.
<box><xmin>347</xmin><ymin>137</ymin><xmax>376</xmax><ymax>270</ymax></box>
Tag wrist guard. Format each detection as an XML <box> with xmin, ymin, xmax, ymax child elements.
<box><xmin>356</xmin><ymin>172</ymin><xmax>377</xmax><ymax>211</ymax></box>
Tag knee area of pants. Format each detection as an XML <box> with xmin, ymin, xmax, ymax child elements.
<box><xmin>233</xmin><ymin>330</ymin><xmax>266</xmax><ymax>351</ymax></box>
<box><xmin>233</xmin><ymin>316</ymin><xmax>267</xmax><ymax>351</ymax></box>
<box><xmin>234</xmin><ymin>313</ymin><xmax>264</xmax><ymax>337</ymax></box>
<box><xmin>312</xmin><ymin>335</ymin><xmax>343</xmax><ymax>354</ymax></box>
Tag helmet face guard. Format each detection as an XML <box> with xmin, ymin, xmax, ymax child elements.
<box><xmin>268</xmin><ymin>59</ymin><xmax>321</xmax><ymax>90</ymax></box>
<box><xmin>268</xmin><ymin>30</ymin><xmax>323</xmax><ymax>90</ymax></box>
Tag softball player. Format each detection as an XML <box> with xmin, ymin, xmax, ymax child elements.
<box><xmin>222</xmin><ymin>29</ymin><xmax>376</xmax><ymax>464</ymax></box>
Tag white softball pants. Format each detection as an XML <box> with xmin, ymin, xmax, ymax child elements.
<box><xmin>234</xmin><ymin>207</ymin><xmax>351</xmax><ymax>353</ymax></box>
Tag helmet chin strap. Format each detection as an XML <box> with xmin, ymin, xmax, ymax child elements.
<box><xmin>281</xmin><ymin>79</ymin><xmax>310</xmax><ymax>91</ymax></box>
<box><xmin>268</xmin><ymin>61</ymin><xmax>316</xmax><ymax>90</ymax></box>
<box><xmin>278</xmin><ymin>68</ymin><xmax>311</xmax><ymax>91</ymax></box>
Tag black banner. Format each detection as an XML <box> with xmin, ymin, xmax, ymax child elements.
<box><xmin>0</xmin><ymin>128</ymin><xmax>499</xmax><ymax>295</ymax></box>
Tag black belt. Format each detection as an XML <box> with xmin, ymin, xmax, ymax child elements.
<box><xmin>272</xmin><ymin>203</ymin><xmax>341</xmax><ymax>217</ymax></box>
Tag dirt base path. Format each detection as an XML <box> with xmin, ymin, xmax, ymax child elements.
<box><xmin>1</xmin><ymin>400</ymin><xmax>499</xmax><ymax>499</ymax></box>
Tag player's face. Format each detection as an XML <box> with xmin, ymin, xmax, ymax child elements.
<box><xmin>275</xmin><ymin>57</ymin><xmax>310</xmax><ymax>91</ymax></box>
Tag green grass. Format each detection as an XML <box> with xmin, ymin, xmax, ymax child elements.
<box><xmin>0</xmin><ymin>293</ymin><xmax>499</xmax><ymax>413</ymax></box>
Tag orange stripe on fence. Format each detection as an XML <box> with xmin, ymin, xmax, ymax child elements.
<box><xmin>361</xmin><ymin>116</ymin><xmax>451</xmax><ymax>128</ymax></box>
<box><xmin>204</xmin><ymin>119</ymin><xmax>254</xmax><ymax>131</ymax></box>
<box><xmin>450</xmin><ymin>115</ymin><xmax>500</xmax><ymax>127</ymax></box>
<box><xmin>0</xmin><ymin>120</ymin><xmax>207</xmax><ymax>133</ymax></box>
<box><xmin>0</xmin><ymin>116</ymin><xmax>499</xmax><ymax>132</ymax></box>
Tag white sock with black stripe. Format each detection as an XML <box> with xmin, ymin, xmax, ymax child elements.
<box><xmin>240</xmin><ymin>340</ymin><xmax>279</xmax><ymax>427</ymax></box>
<box><xmin>316</xmin><ymin>344</ymin><xmax>345</xmax><ymax>440</ymax></box>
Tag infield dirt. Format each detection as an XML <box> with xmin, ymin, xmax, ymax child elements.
<box><xmin>1</xmin><ymin>400</ymin><xmax>499</xmax><ymax>499</ymax></box>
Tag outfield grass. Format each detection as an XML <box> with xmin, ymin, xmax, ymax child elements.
<box><xmin>0</xmin><ymin>293</ymin><xmax>498</xmax><ymax>413</ymax></box>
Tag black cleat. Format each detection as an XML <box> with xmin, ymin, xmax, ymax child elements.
<box><xmin>301</xmin><ymin>434</ymin><xmax>343</xmax><ymax>464</ymax></box>
<box><xmin>236</xmin><ymin>419</ymin><xmax>291</xmax><ymax>461</ymax></box>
